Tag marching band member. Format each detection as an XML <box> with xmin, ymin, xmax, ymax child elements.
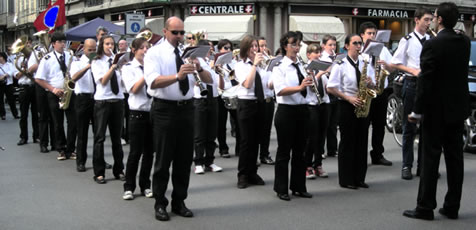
<box><xmin>304</xmin><ymin>44</ymin><xmax>329</xmax><ymax>179</ymax></box>
<box><xmin>90</xmin><ymin>35</ymin><xmax>125</xmax><ymax>184</ymax></box>
<box><xmin>234</xmin><ymin>35</ymin><xmax>267</xmax><ymax>189</ymax></box>
<box><xmin>327</xmin><ymin>34</ymin><xmax>369</xmax><ymax>190</ymax></box>
<box><xmin>35</xmin><ymin>32</ymin><xmax>77</xmax><ymax>161</ymax></box>
<box><xmin>144</xmin><ymin>16</ymin><xmax>213</xmax><ymax>221</ymax></box>
<box><xmin>272</xmin><ymin>31</ymin><xmax>313</xmax><ymax>201</ymax></box>
<box><xmin>0</xmin><ymin>51</ymin><xmax>20</xmax><ymax>120</ymax></box>
<box><xmin>70</xmin><ymin>38</ymin><xmax>96</xmax><ymax>172</ymax></box>
<box><xmin>121</xmin><ymin>37</ymin><xmax>154</xmax><ymax>200</ymax></box>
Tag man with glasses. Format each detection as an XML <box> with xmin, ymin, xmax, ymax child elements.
<box><xmin>390</xmin><ymin>7</ymin><xmax>433</xmax><ymax>180</ymax></box>
<box><xmin>144</xmin><ymin>16</ymin><xmax>213</xmax><ymax>221</ymax></box>
<box><xmin>95</xmin><ymin>26</ymin><xmax>108</xmax><ymax>47</ymax></box>
<box><xmin>185</xmin><ymin>33</ymin><xmax>195</xmax><ymax>48</ymax></box>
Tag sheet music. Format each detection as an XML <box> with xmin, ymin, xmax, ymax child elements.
<box><xmin>375</xmin><ymin>30</ymin><xmax>391</xmax><ymax>43</ymax></box>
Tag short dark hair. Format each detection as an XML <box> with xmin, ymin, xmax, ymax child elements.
<box><xmin>51</xmin><ymin>32</ymin><xmax>66</xmax><ymax>43</ymax></box>
<box><xmin>359</xmin><ymin>22</ymin><xmax>377</xmax><ymax>35</ymax></box>
<box><xmin>279</xmin><ymin>31</ymin><xmax>299</xmax><ymax>56</ymax></box>
<box><xmin>414</xmin><ymin>7</ymin><xmax>432</xmax><ymax>20</ymax></box>
<box><xmin>217</xmin><ymin>39</ymin><xmax>232</xmax><ymax>50</ymax></box>
<box><xmin>436</xmin><ymin>2</ymin><xmax>459</xmax><ymax>29</ymax></box>
<box><xmin>239</xmin><ymin>35</ymin><xmax>258</xmax><ymax>60</ymax></box>
<box><xmin>344</xmin><ymin>34</ymin><xmax>361</xmax><ymax>50</ymax></box>
<box><xmin>322</xmin><ymin>34</ymin><xmax>337</xmax><ymax>45</ymax></box>
<box><xmin>96</xmin><ymin>35</ymin><xmax>116</xmax><ymax>58</ymax></box>
<box><xmin>306</xmin><ymin>44</ymin><xmax>322</xmax><ymax>54</ymax></box>
<box><xmin>258</xmin><ymin>36</ymin><xmax>266</xmax><ymax>41</ymax></box>
<box><xmin>0</xmin><ymin>52</ymin><xmax>8</xmax><ymax>61</ymax></box>
<box><xmin>295</xmin><ymin>31</ymin><xmax>303</xmax><ymax>41</ymax></box>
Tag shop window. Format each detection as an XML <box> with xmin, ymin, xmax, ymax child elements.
<box><xmin>86</xmin><ymin>0</ymin><xmax>103</xmax><ymax>7</ymax></box>
<box><xmin>389</xmin><ymin>21</ymin><xmax>402</xmax><ymax>35</ymax></box>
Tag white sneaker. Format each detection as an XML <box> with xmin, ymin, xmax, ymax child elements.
<box><xmin>194</xmin><ymin>165</ymin><xmax>205</xmax><ymax>174</ymax></box>
<box><xmin>143</xmin><ymin>189</ymin><xmax>153</xmax><ymax>198</ymax></box>
<box><xmin>122</xmin><ymin>191</ymin><xmax>134</xmax><ymax>200</ymax></box>
<box><xmin>208</xmin><ymin>163</ymin><xmax>223</xmax><ymax>172</ymax></box>
<box><xmin>121</xmin><ymin>138</ymin><xmax>127</xmax><ymax>145</ymax></box>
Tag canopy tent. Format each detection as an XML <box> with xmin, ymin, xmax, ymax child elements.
<box><xmin>289</xmin><ymin>16</ymin><xmax>346</xmax><ymax>45</ymax></box>
<box><xmin>65</xmin><ymin>17</ymin><xmax>124</xmax><ymax>41</ymax></box>
<box><xmin>184</xmin><ymin>15</ymin><xmax>254</xmax><ymax>41</ymax></box>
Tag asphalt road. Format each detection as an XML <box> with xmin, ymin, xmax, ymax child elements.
<box><xmin>1</xmin><ymin>108</ymin><xmax>476</xmax><ymax>230</ymax></box>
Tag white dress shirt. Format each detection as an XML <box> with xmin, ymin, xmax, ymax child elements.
<box><xmin>15</xmin><ymin>56</ymin><xmax>33</xmax><ymax>86</ymax></box>
<box><xmin>234</xmin><ymin>58</ymin><xmax>269</xmax><ymax>100</ymax></box>
<box><xmin>70</xmin><ymin>54</ymin><xmax>95</xmax><ymax>94</ymax></box>
<box><xmin>0</xmin><ymin>61</ymin><xmax>18</xmax><ymax>85</ymax></box>
<box><xmin>272</xmin><ymin>56</ymin><xmax>313</xmax><ymax>105</ymax></box>
<box><xmin>122</xmin><ymin>58</ymin><xmax>152</xmax><ymax>111</ymax></box>
<box><xmin>144</xmin><ymin>39</ymin><xmax>197</xmax><ymax>100</ymax></box>
<box><xmin>391</xmin><ymin>30</ymin><xmax>430</xmax><ymax>74</ymax></box>
<box><xmin>35</xmin><ymin>50</ymin><xmax>71</xmax><ymax>90</ymax></box>
<box><xmin>91</xmin><ymin>54</ymin><xmax>124</xmax><ymax>100</ymax></box>
<box><xmin>320</xmin><ymin>50</ymin><xmax>335</xmax><ymax>63</ymax></box>
<box><xmin>194</xmin><ymin>58</ymin><xmax>219</xmax><ymax>98</ymax></box>
<box><xmin>327</xmin><ymin>55</ymin><xmax>364</xmax><ymax>98</ymax></box>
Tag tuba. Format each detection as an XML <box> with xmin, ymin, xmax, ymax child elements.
<box><xmin>11</xmin><ymin>36</ymin><xmax>34</xmax><ymax>81</ymax></box>
<box><xmin>374</xmin><ymin>56</ymin><xmax>390</xmax><ymax>95</ymax></box>
<box><xmin>354</xmin><ymin>58</ymin><xmax>377</xmax><ymax>118</ymax></box>
<box><xmin>58</xmin><ymin>49</ymin><xmax>76</xmax><ymax>110</ymax></box>
<box><xmin>33</xmin><ymin>30</ymin><xmax>51</xmax><ymax>61</ymax></box>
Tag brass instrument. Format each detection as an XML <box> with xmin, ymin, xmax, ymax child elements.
<box><xmin>298</xmin><ymin>54</ymin><xmax>322</xmax><ymax>103</ymax></box>
<box><xmin>33</xmin><ymin>30</ymin><xmax>51</xmax><ymax>61</ymax></box>
<box><xmin>215</xmin><ymin>64</ymin><xmax>235</xmax><ymax>81</ymax></box>
<box><xmin>184</xmin><ymin>56</ymin><xmax>208</xmax><ymax>96</ymax></box>
<box><xmin>254</xmin><ymin>51</ymin><xmax>273</xmax><ymax>69</ymax></box>
<box><xmin>136</xmin><ymin>30</ymin><xmax>152</xmax><ymax>41</ymax></box>
<box><xmin>11</xmin><ymin>36</ymin><xmax>34</xmax><ymax>81</ymax></box>
<box><xmin>427</xmin><ymin>28</ymin><xmax>437</xmax><ymax>38</ymax></box>
<box><xmin>59</xmin><ymin>50</ymin><xmax>76</xmax><ymax>110</ymax></box>
<box><xmin>232</xmin><ymin>49</ymin><xmax>240</xmax><ymax>61</ymax></box>
<box><xmin>374</xmin><ymin>56</ymin><xmax>390</xmax><ymax>95</ymax></box>
<box><xmin>355</xmin><ymin>58</ymin><xmax>377</xmax><ymax>118</ymax></box>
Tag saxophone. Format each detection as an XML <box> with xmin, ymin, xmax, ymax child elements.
<box><xmin>354</xmin><ymin>58</ymin><xmax>377</xmax><ymax>118</ymax></box>
<box><xmin>374</xmin><ymin>56</ymin><xmax>390</xmax><ymax>95</ymax></box>
<box><xmin>59</xmin><ymin>50</ymin><xmax>75</xmax><ymax>110</ymax></box>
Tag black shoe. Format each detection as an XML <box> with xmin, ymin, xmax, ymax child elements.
<box><xmin>403</xmin><ymin>208</ymin><xmax>434</xmax><ymax>220</ymax></box>
<box><xmin>439</xmin><ymin>208</ymin><xmax>458</xmax><ymax>219</ymax></box>
<box><xmin>220</xmin><ymin>150</ymin><xmax>231</xmax><ymax>158</ymax></box>
<box><xmin>231</xmin><ymin>130</ymin><xmax>236</xmax><ymax>137</ymax></box>
<box><xmin>372</xmin><ymin>157</ymin><xmax>392</xmax><ymax>166</ymax></box>
<box><xmin>1</xmin><ymin>116</ymin><xmax>5</xmax><ymax>120</ymax></box>
<box><xmin>327</xmin><ymin>152</ymin><xmax>337</xmax><ymax>157</ymax></box>
<box><xmin>14</xmin><ymin>115</ymin><xmax>20</xmax><ymax>119</ymax></box>
<box><xmin>340</xmin><ymin>184</ymin><xmax>358</xmax><ymax>190</ymax></box>
<box><xmin>17</xmin><ymin>139</ymin><xmax>27</xmax><ymax>145</ymax></box>
<box><xmin>33</xmin><ymin>138</ymin><xmax>40</xmax><ymax>143</ymax></box>
<box><xmin>248</xmin><ymin>174</ymin><xmax>265</xmax><ymax>185</ymax></box>
<box><xmin>292</xmin><ymin>191</ymin><xmax>313</xmax><ymax>198</ymax></box>
<box><xmin>260</xmin><ymin>156</ymin><xmax>275</xmax><ymax>165</ymax></box>
<box><xmin>357</xmin><ymin>182</ymin><xmax>369</xmax><ymax>188</ymax></box>
<box><xmin>105</xmin><ymin>162</ymin><xmax>112</xmax><ymax>169</ymax></box>
<box><xmin>237</xmin><ymin>175</ymin><xmax>248</xmax><ymax>189</ymax></box>
<box><xmin>77</xmin><ymin>164</ymin><xmax>86</xmax><ymax>172</ymax></box>
<box><xmin>277</xmin><ymin>193</ymin><xmax>291</xmax><ymax>201</ymax></box>
<box><xmin>172</xmin><ymin>203</ymin><xmax>194</xmax><ymax>217</ymax></box>
<box><xmin>114</xmin><ymin>173</ymin><xmax>126</xmax><ymax>181</ymax></box>
<box><xmin>40</xmin><ymin>146</ymin><xmax>49</xmax><ymax>153</ymax></box>
<box><xmin>94</xmin><ymin>176</ymin><xmax>106</xmax><ymax>184</ymax></box>
<box><xmin>155</xmin><ymin>207</ymin><xmax>170</xmax><ymax>221</ymax></box>
<box><xmin>402</xmin><ymin>167</ymin><xmax>413</xmax><ymax>180</ymax></box>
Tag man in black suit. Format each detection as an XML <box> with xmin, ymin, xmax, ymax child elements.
<box><xmin>403</xmin><ymin>2</ymin><xmax>470</xmax><ymax>221</ymax></box>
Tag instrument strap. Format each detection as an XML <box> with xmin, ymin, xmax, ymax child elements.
<box><xmin>53</xmin><ymin>51</ymin><xmax>67</xmax><ymax>78</ymax></box>
<box><xmin>413</xmin><ymin>32</ymin><xmax>427</xmax><ymax>46</ymax></box>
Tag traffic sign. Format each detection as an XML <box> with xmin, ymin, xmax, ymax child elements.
<box><xmin>125</xmin><ymin>13</ymin><xmax>145</xmax><ymax>35</ymax></box>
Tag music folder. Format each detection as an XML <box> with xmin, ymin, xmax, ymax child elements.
<box><xmin>182</xmin><ymin>45</ymin><xmax>210</xmax><ymax>59</ymax></box>
<box><xmin>362</xmin><ymin>40</ymin><xmax>385</xmax><ymax>57</ymax></box>
<box><xmin>307</xmin><ymin>60</ymin><xmax>333</xmax><ymax>72</ymax></box>
<box><xmin>113</xmin><ymin>52</ymin><xmax>126</xmax><ymax>64</ymax></box>
<box><xmin>214</xmin><ymin>52</ymin><xmax>233</xmax><ymax>65</ymax></box>
<box><xmin>375</xmin><ymin>30</ymin><xmax>392</xmax><ymax>43</ymax></box>
<box><xmin>266</xmin><ymin>55</ymin><xmax>284</xmax><ymax>72</ymax></box>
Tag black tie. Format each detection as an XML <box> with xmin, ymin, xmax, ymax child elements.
<box><xmin>347</xmin><ymin>56</ymin><xmax>361</xmax><ymax>86</ymax></box>
<box><xmin>206</xmin><ymin>85</ymin><xmax>213</xmax><ymax>99</ymax></box>
<box><xmin>290</xmin><ymin>62</ymin><xmax>307</xmax><ymax>98</ymax></box>
<box><xmin>108</xmin><ymin>58</ymin><xmax>119</xmax><ymax>95</ymax></box>
<box><xmin>59</xmin><ymin>54</ymin><xmax>66</xmax><ymax>75</ymax></box>
<box><xmin>329</xmin><ymin>55</ymin><xmax>336</xmax><ymax>61</ymax></box>
<box><xmin>139</xmin><ymin>65</ymin><xmax>151</xmax><ymax>98</ymax></box>
<box><xmin>317</xmin><ymin>73</ymin><xmax>324</xmax><ymax>98</ymax></box>
<box><xmin>227</xmin><ymin>64</ymin><xmax>239</xmax><ymax>86</ymax></box>
<box><xmin>174</xmin><ymin>47</ymin><xmax>189</xmax><ymax>95</ymax></box>
<box><xmin>248</xmin><ymin>62</ymin><xmax>264</xmax><ymax>101</ymax></box>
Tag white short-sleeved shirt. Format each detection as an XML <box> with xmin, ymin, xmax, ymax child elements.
<box><xmin>327</xmin><ymin>55</ymin><xmax>364</xmax><ymax>98</ymax></box>
<box><xmin>272</xmin><ymin>56</ymin><xmax>313</xmax><ymax>105</ymax></box>
<box><xmin>35</xmin><ymin>50</ymin><xmax>71</xmax><ymax>90</ymax></box>
<box><xmin>391</xmin><ymin>30</ymin><xmax>430</xmax><ymax>74</ymax></box>
<box><xmin>234</xmin><ymin>58</ymin><xmax>269</xmax><ymax>100</ymax></box>
<box><xmin>91</xmin><ymin>54</ymin><xmax>124</xmax><ymax>100</ymax></box>
<box><xmin>366</xmin><ymin>46</ymin><xmax>393</xmax><ymax>88</ymax></box>
<box><xmin>0</xmin><ymin>62</ymin><xmax>17</xmax><ymax>85</ymax></box>
<box><xmin>14</xmin><ymin>56</ymin><xmax>33</xmax><ymax>86</ymax></box>
<box><xmin>320</xmin><ymin>50</ymin><xmax>336</xmax><ymax>63</ymax></box>
<box><xmin>70</xmin><ymin>54</ymin><xmax>95</xmax><ymax>94</ymax></box>
<box><xmin>144</xmin><ymin>39</ymin><xmax>198</xmax><ymax>100</ymax></box>
<box><xmin>194</xmin><ymin>58</ymin><xmax>219</xmax><ymax>98</ymax></box>
<box><xmin>121</xmin><ymin>58</ymin><xmax>152</xmax><ymax>111</ymax></box>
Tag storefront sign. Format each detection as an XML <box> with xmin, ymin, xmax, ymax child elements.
<box><xmin>366</xmin><ymin>8</ymin><xmax>409</xmax><ymax>18</ymax></box>
<box><xmin>190</xmin><ymin>4</ymin><xmax>254</xmax><ymax>15</ymax></box>
<box><xmin>290</xmin><ymin>5</ymin><xmax>414</xmax><ymax>19</ymax></box>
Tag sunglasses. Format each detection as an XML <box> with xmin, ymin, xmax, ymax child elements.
<box><xmin>170</xmin><ymin>30</ymin><xmax>185</xmax><ymax>35</ymax></box>
<box><xmin>223</xmin><ymin>46</ymin><xmax>231</xmax><ymax>50</ymax></box>
<box><xmin>186</xmin><ymin>37</ymin><xmax>194</xmax><ymax>40</ymax></box>
<box><xmin>352</xmin><ymin>41</ymin><xmax>363</xmax><ymax>46</ymax></box>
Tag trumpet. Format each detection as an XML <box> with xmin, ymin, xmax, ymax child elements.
<box><xmin>215</xmin><ymin>64</ymin><xmax>236</xmax><ymax>81</ymax></box>
<box><xmin>254</xmin><ymin>51</ymin><xmax>273</xmax><ymax>69</ymax></box>
<box><xmin>184</xmin><ymin>55</ymin><xmax>208</xmax><ymax>96</ymax></box>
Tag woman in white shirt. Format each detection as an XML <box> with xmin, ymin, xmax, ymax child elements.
<box><xmin>91</xmin><ymin>35</ymin><xmax>125</xmax><ymax>184</ymax></box>
<box><xmin>0</xmin><ymin>52</ymin><xmax>20</xmax><ymax>120</ymax></box>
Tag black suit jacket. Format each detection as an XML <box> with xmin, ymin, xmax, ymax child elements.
<box><xmin>414</xmin><ymin>28</ymin><xmax>471</xmax><ymax>123</ymax></box>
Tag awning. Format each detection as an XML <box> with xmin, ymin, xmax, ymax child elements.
<box><xmin>289</xmin><ymin>16</ymin><xmax>345</xmax><ymax>44</ymax></box>
<box><xmin>474</xmin><ymin>24</ymin><xmax>476</xmax><ymax>38</ymax></box>
<box><xmin>184</xmin><ymin>15</ymin><xmax>254</xmax><ymax>41</ymax></box>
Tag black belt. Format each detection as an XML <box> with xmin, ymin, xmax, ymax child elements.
<box><xmin>130</xmin><ymin>110</ymin><xmax>150</xmax><ymax>119</ymax></box>
<box><xmin>19</xmin><ymin>84</ymin><xmax>34</xmax><ymax>87</ymax></box>
<box><xmin>264</xmin><ymin>97</ymin><xmax>273</xmax><ymax>103</ymax></box>
<box><xmin>153</xmin><ymin>98</ymin><xmax>192</xmax><ymax>106</ymax></box>
<box><xmin>96</xmin><ymin>99</ymin><xmax>122</xmax><ymax>103</ymax></box>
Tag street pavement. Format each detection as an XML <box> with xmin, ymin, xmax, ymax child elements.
<box><xmin>1</xmin><ymin>108</ymin><xmax>476</xmax><ymax>230</ymax></box>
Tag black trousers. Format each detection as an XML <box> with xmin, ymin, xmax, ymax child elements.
<box><xmin>18</xmin><ymin>84</ymin><xmax>38</xmax><ymax>141</ymax></box>
<box><xmin>259</xmin><ymin>99</ymin><xmax>275</xmax><ymax>159</ymax></box>
<box><xmin>217</xmin><ymin>97</ymin><xmax>240</xmax><ymax>155</ymax></box>
<box><xmin>338</xmin><ymin>101</ymin><xmax>369</xmax><ymax>187</ymax></box>
<box><xmin>151</xmin><ymin>99</ymin><xmax>194</xmax><ymax>208</ymax></box>
<box><xmin>46</xmin><ymin>92</ymin><xmax>77</xmax><ymax>154</ymax></box>
<box><xmin>237</xmin><ymin>99</ymin><xmax>266</xmax><ymax>177</ymax></box>
<box><xmin>36</xmin><ymin>85</ymin><xmax>55</xmax><ymax>148</ymax></box>
<box><xmin>274</xmin><ymin>104</ymin><xmax>309</xmax><ymax>194</ymax></box>
<box><xmin>0</xmin><ymin>83</ymin><xmax>18</xmax><ymax>117</ymax></box>
<box><xmin>368</xmin><ymin>88</ymin><xmax>390</xmax><ymax>161</ymax></box>
<box><xmin>326</xmin><ymin>100</ymin><xmax>339</xmax><ymax>155</ymax></box>
<box><xmin>75</xmin><ymin>93</ymin><xmax>94</xmax><ymax>166</ymax></box>
<box><xmin>305</xmin><ymin>104</ymin><xmax>328</xmax><ymax>168</ymax></box>
<box><xmin>124</xmin><ymin>110</ymin><xmax>153</xmax><ymax>193</ymax></box>
<box><xmin>193</xmin><ymin>98</ymin><xmax>218</xmax><ymax>166</ymax></box>
<box><xmin>417</xmin><ymin>114</ymin><xmax>464</xmax><ymax>213</ymax></box>
<box><xmin>122</xmin><ymin>93</ymin><xmax>130</xmax><ymax>143</ymax></box>
<box><xmin>92</xmin><ymin>100</ymin><xmax>124</xmax><ymax>178</ymax></box>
